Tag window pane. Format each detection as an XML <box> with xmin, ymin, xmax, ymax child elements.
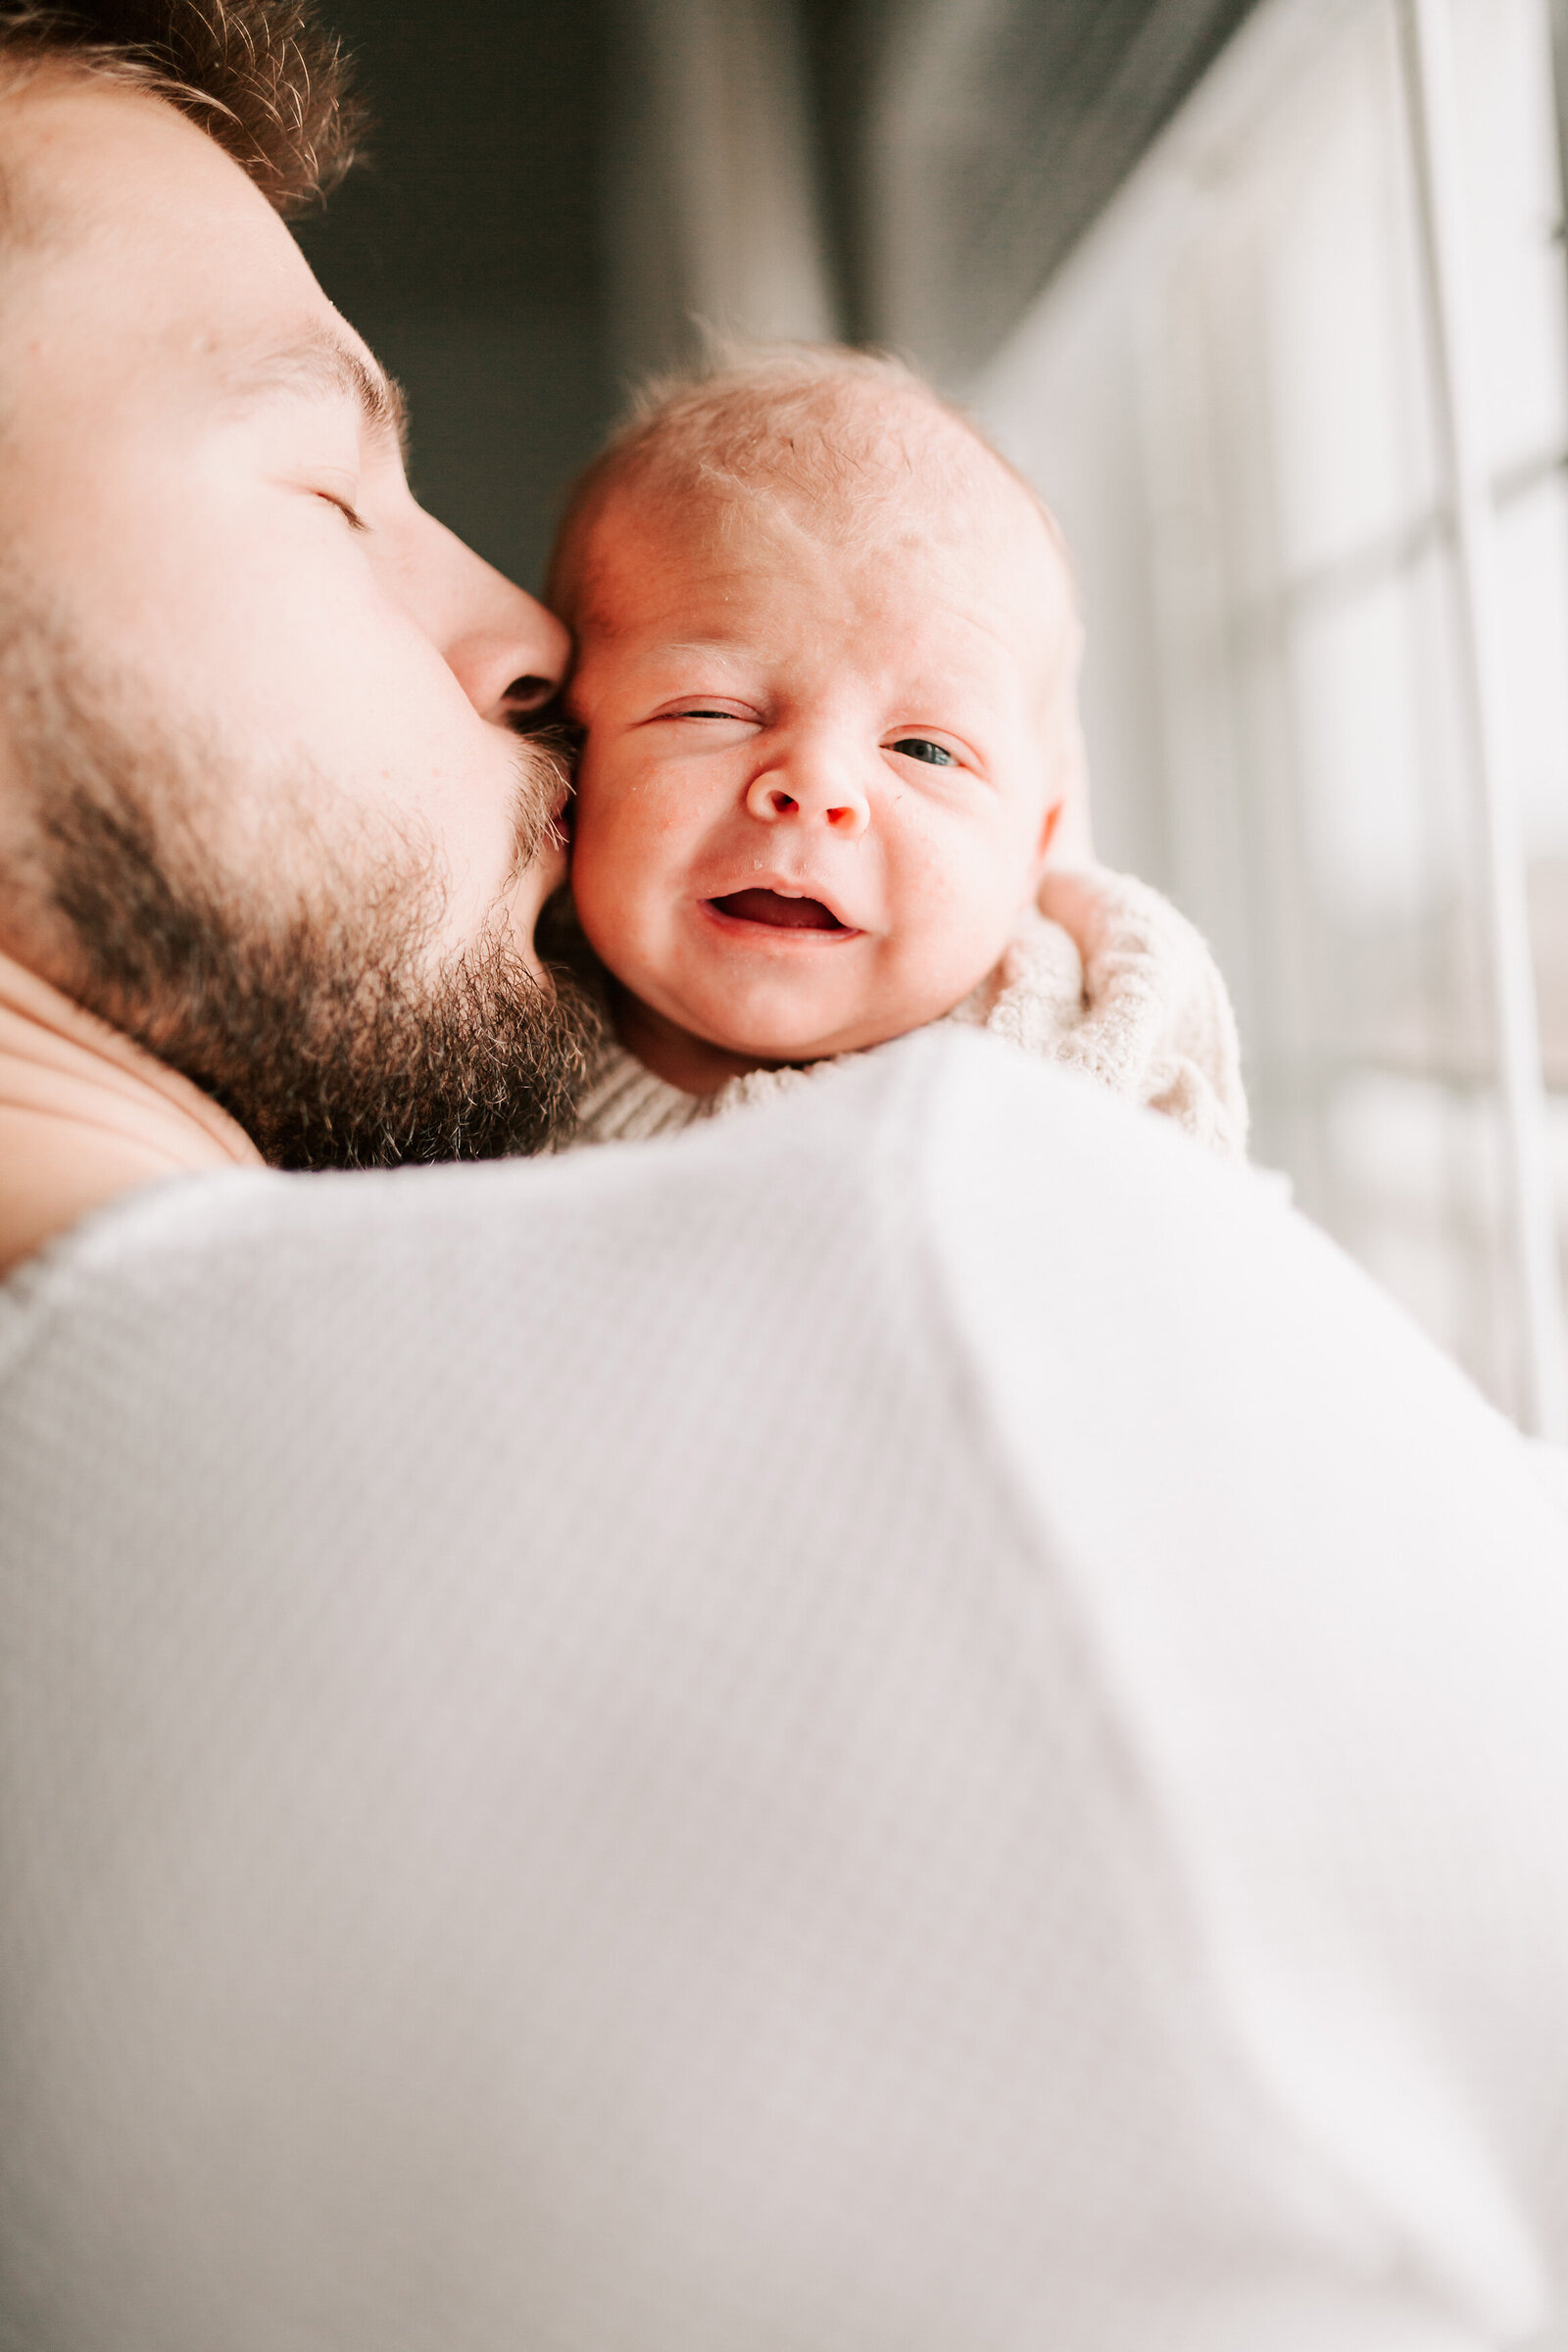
<box><xmin>972</xmin><ymin>0</ymin><xmax>1568</xmax><ymax>1421</ymax></box>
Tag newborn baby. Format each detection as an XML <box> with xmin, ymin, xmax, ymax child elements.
<box><xmin>546</xmin><ymin>347</ymin><xmax>1247</xmax><ymax>1159</ymax></box>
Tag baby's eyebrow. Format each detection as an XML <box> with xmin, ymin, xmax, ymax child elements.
<box><xmin>634</xmin><ymin>638</ymin><xmax>758</xmax><ymax>668</ymax></box>
<box><xmin>221</xmin><ymin>327</ymin><xmax>410</xmax><ymax>462</ymax></box>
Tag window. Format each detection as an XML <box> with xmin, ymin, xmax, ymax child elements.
<box><xmin>975</xmin><ymin>0</ymin><xmax>1568</xmax><ymax>1433</ymax></box>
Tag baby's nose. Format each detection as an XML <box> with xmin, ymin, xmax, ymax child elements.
<box><xmin>745</xmin><ymin>766</ymin><xmax>869</xmax><ymax>839</ymax></box>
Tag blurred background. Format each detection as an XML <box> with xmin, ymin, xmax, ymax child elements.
<box><xmin>298</xmin><ymin>0</ymin><xmax>1568</xmax><ymax>1438</ymax></box>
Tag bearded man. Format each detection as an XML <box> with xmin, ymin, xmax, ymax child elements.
<box><xmin>1</xmin><ymin>9</ymin><xmax>1566</xmax><ymax>2351</ymax></box>
<box><xmin>0</xmin><ymin>0</ymin><xmax>587</xmax><ymax>1228</ymax></box>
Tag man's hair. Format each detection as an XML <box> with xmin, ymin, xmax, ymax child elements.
<box><xmin>0</xmin><ymin>0</ymin><xmax>361</xmax><ymax>216</ymax></box>
<box><xmin>545</xmin><ymin>341</ymin><xmax>1075</xmax><ymax>636</ymax></box>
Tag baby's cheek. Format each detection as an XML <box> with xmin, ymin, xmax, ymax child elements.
<box><xmin>569</xmin><ymin>788</ymin><xmax>658</xmax><ymax>959</ymax></box>
<box><xmin>894</xmin><ymin>817</ymin><xmax>1021</xmax><ymax>949</ymax></box>
<box><xmin>886</xmin><ymin>821</ymin><xmax>1035</xmax><ymax>1011</ymax></box>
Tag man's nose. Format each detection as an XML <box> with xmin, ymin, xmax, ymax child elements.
<box><xmin>744</xmin><ymin>758</ymin><xmax>870</xmax><ymax>840</ymax></box>
<box><xmin>403</xmin><ymin>511</ymin><xmax>570</xmax><ymax>724</ymax></box>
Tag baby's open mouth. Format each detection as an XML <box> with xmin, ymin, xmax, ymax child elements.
<box><xmin>708</xmin><ymin>889</ymin><xmax>849</xmax><ymax>932</ymax></box>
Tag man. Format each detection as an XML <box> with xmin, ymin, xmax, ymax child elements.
<box><xmin>0</xmin><ymin>0</ymin><xmax>584</xmax><ymax>1232</ymax></box>
<box><xmin>1</xmin><ymin>9</ymin><xmax>1565</xmax><ymax>2349</ymax></box>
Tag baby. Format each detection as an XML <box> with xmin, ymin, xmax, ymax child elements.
<box><xmin>545</xmin><ymin>346</ymin><xmax>1247</xmax><ymax>1159</ymax></box>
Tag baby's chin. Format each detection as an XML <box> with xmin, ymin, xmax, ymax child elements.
<box><xmin>610</xmin><ymin>966</ymin><xmax>944</xmax><ymax>1091</ymax></box>
<box><xmin>604</xmin><ymin>903</ymin><xmax>1033</xmax><ymax>1083</ymax></box>
<box><xmin>652</xmin><ymin>973</ymin><xmax>1000</xmax><ymax>1076</ymax></box>
<box><xmin>713</xmin><ymin>1004</ymin><xmax>951</xmax><ymax>1061</ymax></box>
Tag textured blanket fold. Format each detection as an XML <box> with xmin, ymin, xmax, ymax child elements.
<box><xmin>0</xmin><ymin>950</ymin><xmax>261</xmax><ymax>1279</ymax></box>
<box><xmin>567</xmin><ymin>864</ymin><xmax>1250</xmax><ymax>1162</ymax></box>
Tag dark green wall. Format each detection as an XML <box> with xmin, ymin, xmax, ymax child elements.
<box><xmin>294</xmin><ymin>0</ymin><xmax>617</xmax><ymax>596</ymax></box>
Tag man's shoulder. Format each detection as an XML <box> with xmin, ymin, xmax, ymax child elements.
<box><xmin>0</xmin><ymin>1018</ymin><xmax>1522</xmax><ymax>1511</ymax></box>
<box><xmin>3</xmin><ymin>1020</ymin><xmax>1555</xmax><ymax>1584</ymax></box>
<box><xmin>0</xmin><ymin>1027</ymin><xmax>1057</xmax><ymax>1351</ymax></box>
<box><xmin>6</xmin><ymin>1019</ymin><xmax>1568</xmax><ymax>2338</ymax></box>
<box><xmin>0</xmin><ymin>1029</ymin><xmax>1022</xmax><ymax>1532</ymax></box>
<box><xmin>0</xmin><ymin>1019</ymin><xmax>1261</xmax><ymax>1617</ymax></box>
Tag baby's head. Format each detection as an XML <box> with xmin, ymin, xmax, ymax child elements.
<box><xmin>549</xmin><ymin>347</ymin><xmax>1086</xmax><ymax>1087</ymax></box>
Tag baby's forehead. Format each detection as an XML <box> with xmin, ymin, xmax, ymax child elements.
<box><xmin>741</xmin><ymin>392</ymin><xmax>1060</xmax><ymax>567</ymax></box>
<box><xmin>594</xmin><ymin>407</ymin><xmax>1071</xmax><ymax>631</ymax></box>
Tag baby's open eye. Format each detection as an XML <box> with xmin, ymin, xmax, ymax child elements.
<box><xmin>889</xmin><ymin>736</ymin><xmax>956</xmax><ymax>767</ymax></box>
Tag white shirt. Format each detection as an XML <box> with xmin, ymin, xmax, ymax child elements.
<box><xmin>1</xmin><ymin>1031</ymin><xmax>1564</xmax><ymax>2351</ymax></box>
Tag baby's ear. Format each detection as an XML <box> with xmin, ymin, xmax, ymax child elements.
<box><xmin>1032</xmin><ymin>798</ymin><xmax>1066</xmax><ymax>880</ymax></box>
<box><xmin>1044</xmin><ymin>705</ymin><xmax>1094</xmax><ymax>867</ymax></box>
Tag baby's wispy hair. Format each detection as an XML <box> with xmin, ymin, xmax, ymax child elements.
<box><xmin>545</xmin><ymin>339</ymin><xmax>1076</xmax><ymax>638</ymax></box>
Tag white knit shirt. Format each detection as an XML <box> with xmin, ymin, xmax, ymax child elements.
<box><xmin>2</xmin><ymin>1034</ymin><xmax>1565</xmax><ymax>2350</ymax></box>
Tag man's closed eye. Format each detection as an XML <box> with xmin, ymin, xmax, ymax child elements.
<box><xmin>318</xmin><ymin>491</ymin><xmax>368</xmax><ymax>531</ymax></box>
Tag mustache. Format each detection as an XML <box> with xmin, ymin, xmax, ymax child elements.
<box><xmin>507</xmin><ymin>725</ymin><xmax>575</xmax><ymax>880</ymax></box>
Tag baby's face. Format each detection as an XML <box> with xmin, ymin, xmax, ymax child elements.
<box><xmin>566</xmin><ymin>479</ymin><xmax>1074</xmax><ymax>1069</ymax></box>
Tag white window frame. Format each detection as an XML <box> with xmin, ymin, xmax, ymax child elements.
<box><xmin>1398</xmin><ymin>0</ymin><xmax>1567</xmax><ymax>1436</ymax></box>
<box><xmin>973</xmin><ymin>0</ymin><xmax>1568</xmax><ymax>1439</ymax></box>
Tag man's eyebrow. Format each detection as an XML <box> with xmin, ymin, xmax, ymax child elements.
<box><xmin>225</xmin><ymin>330</ymin><xmax>410</xmax><ymax>461</ymax></box>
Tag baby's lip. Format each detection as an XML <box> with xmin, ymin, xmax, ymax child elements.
<box><xmin>702</xmin><ymin>884</ymin><xmax>862</xmax><ymax>937</ymax></box>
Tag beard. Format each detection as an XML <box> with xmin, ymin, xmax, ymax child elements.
<box><xmin>0</xmin><ymin>614</ymin><xmax>595</xmax><ymax>1169</ymax></box>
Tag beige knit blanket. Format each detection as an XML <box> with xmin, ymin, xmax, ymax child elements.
<box><xmin>564</xmin><ymin>864</ymin><xmax>1248</xmax><ymax>1161</ymax></box>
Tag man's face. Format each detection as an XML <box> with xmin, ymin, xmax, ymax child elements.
<box><xmin>0</xmin><ymin>73</ymin><xmax>586</xmax><ymax>1162</ymax></box>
